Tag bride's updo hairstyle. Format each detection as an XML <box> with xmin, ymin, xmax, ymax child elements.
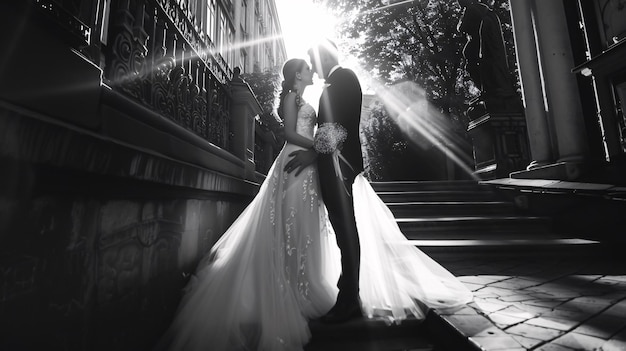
<box><xmin>277</xmin><ymin>58</ymin><xmax>307</xmax><ymax>119</ymax></box>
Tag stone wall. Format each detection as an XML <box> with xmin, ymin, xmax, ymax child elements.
<box><xmin>0</xmin><ymin>103</ymin><xmax>255</xmax><ymax>350</ymax></box>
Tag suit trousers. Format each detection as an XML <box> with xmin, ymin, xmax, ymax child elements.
<box><xmin>318</xmin><ymin>155</ymin><xmax>360</xmax><ymax>304</ymax></box>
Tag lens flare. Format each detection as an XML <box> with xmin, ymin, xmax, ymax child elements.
<box><xmin>369</xmin><ymin>80</ymin><xmax>478</xmax><ymax>180</ymax></box>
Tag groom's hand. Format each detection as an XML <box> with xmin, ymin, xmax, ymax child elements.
<box><xmin>284</xmin><ymin>149</ymin><xmax>318</xmax><ymax>176</ymax></box>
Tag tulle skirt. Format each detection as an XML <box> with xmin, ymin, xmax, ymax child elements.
<box><xmin>155</xmin><ymin>143</ymin><xmax>473</xmax><ymax>351</ymax></box>
<box><xmin>155</xmin><ymin>142</ymin><xmax>337</xmax><ymax>351</ymax></box>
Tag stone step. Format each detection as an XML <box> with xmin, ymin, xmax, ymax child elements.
<box><xmin>376</xmin><ymin>190</ymin><xmax>501</xmax><ymax>203</ymax></box>
<box><xmin>415</xmin><ymin>239</ymin><xmax>604</xmax><ymax>260</ymax></box>
<box><xmin>386</xmin><ymin>201</ymin><xmax>517</xmax><ymax>217</ymax></box>
<box><xmin>408</xmin><ymin>237</ymin><xmax>602</xmax><ymax>252</ymax></box>
<box><xmin>397</xmin><ymin>215</ymin><xmax>552</xmax><ymax>235</ymax></box>
<box><xmin>369</xmin><ymin>180</ymin><xmax>487</xmax><ymax>192</ymax></box>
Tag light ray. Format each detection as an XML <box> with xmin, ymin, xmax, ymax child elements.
<box><xmin>368</xmin><ymin>80</ymin><xmax>478</xmax><ymax>180</ymax></box>
<box><xmin>109</xmin><ymin>33</ymin><xmax>287</xmax><ymax>87</ymax></box>
<box><xmin>358</xmin><ymin>0</ymin><xmax>415</xmax><ymax>17</ymax></box>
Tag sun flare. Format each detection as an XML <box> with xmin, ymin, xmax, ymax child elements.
<box><xmin>275</xmin><ymin>0</ymin><xmax>343</xmax><ymax>103</ymax></box>
<box><xmin>275</xmin><ymin>0</ymin><xmax>339</xmax><ymax>60</ymax></box>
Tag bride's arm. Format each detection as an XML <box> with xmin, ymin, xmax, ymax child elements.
<box><xmin>282</xmin><ymin>93</ymin><xmax>314</xmax><ymax>149</ymax></box>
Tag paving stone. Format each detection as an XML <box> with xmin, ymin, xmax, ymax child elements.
<box><xmin>569</xmin><ymin>274</ymin><xmax>603</xmax><ymax>282</ymax></box>
<box><xmin>490</xmin><ymin>277</ymin><xmax>541</xmax><ymax>290</ymax></box>
<box><xmin>553</xmin><ymin>275</ymin><xmax>602</xmax><ymax>286</ymax></box>
<box><xmin>594</xmin><ymin>279</ymin><xmax>626</xmax><ymax>288</ymax></box>
<box><xmin>600</xmin><ymin>275</ymin><xmax>626</xmax><ymax>283</ymax></box>
<box><xmin>600</xmin><ymin>291</ymin><xmax>626</xmax><ymax>303</ymax></box>
<box><xmin>461</xmin><ymin>281</ymin><xmax>484</xmax><ymax>291</ymax></box>
<box><xmin>479</xmin><ymin>286</ymin><xmax>521</xmax><ymax>297</ymax></box>
<box><xmin>527</xmin><ymin>286</ymin><xmax>583</xmax><ymax>299</ymax></box>
<box><xmin>459</xmin><ymin>275</ymin><xmax>507</xmax><ymax>285</ymax></box>
<box><xmin>570</xmin><ymin>296</ymin><xmax>614</xmax><ymax>307</ymax></box>
<box><xmin>572</xmin><ymin>314</ymin><xmax>626</xmax><ymax>339</ymax></box>
<box><xmin>470</xmin><ymin>335</ymin><xmax>523</xmax><ymax>350</ymax></box>
<box><xmin>521</xmin><ymin>298</ymin><xmax>563</xmax><ymax>308</ymax></box>
<box><xmin>473</xmin><ymin>290</ymin><xmax>501</xmax><ymax>299</ymax></box>
<box><xmin>442</xmin><ymin>314</ymin><xmax>495</xmax><ymax>338</ymax></box>
<box><xmin>472</xmin><ymin>299</ymin><xmax>510</xmax><ymax>313</ymax></box>
<box><xmin>425</xmin><ymin>254</ymin><xmax>626</xmax><ymax>351</ymax></box>
<box><xmin>496</xmin><ymin>305</ymin><xmax>538</xmax><ymax>320</ymax></box>
<box><xmin>479</xmin><ymin>297</ymin><xmax>517</xmax><ymax>308</ymax></box>
<box><xmin>552</xmin><ymin>332</ymin><xmax>606</xmax><ymax>350</ymax></box>
<box><xmin>525</xmin><ymin>316</ymin><xmax>576</xmax><ymax>331</ymax></box>
<box><xmin>435</xmin><ymin>305</ymin><xmax>474</xmax><ymax>316</ymax></box>
<box><xmin>473</xmin><ymin>325</ymin><xmax>509</xmax><ymax>338</ymax></box>
<box><xmin>528</xmin><ymin>291</ymin><xmax>569</xmax><ymax>300</ymax></box>
<box><xmin>557</xmin><ymin>299</ymin><xmax>611</xmax><ymax>314</ymax></box>
<box><xmin>601</xmin><ymin>338</ymin><xmax>626</xmax><ymax>351</ymax></box>
<box><xmin>514</xmin><ymin>303</ymin><xmax>554</xmax><ymax>315</ymax></box>
<box><xmin>602</xmin><ymin>299</ymin><xmax>626</xmax><ymax>318</ymax></box>
<box><xmin>609</xmin><ymin>328</ymin><xmax>626</xmax><ymax>341</ymax></box>
<box><xmin>511</xmin><ymin>334</ymin><xmax>545</xmax><ymax>349</ymax></box>
<box><xmin>447</xmin><ymin>305</ymin><xmax>479</xmax><ymax>316</ymax></box>
<box><xmin>499</xmin><ymin>293</ymin><xmax>537</xmax><ymax>303</ymax></box>
<box><xmin>535</xmin><ymin>342</ymin><xmax>576</xmax><ymax>350</ymax></box>
<box><xmin>487</xmin><ymin>312</ymin><xmax>527</xmax><ymax>328</ymax></box>
<box><xmin>506</xmin><ymin>323</ymin><xmax>564</xmax><ymax>341</ymax></box>
<box><xmin>543</xmin><ymin>309</ymin><xmax>594</xmax><ymax>323</ymax></box>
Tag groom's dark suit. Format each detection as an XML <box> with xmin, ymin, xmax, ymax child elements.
<box><xmin>317</xmin><ymin>67</ymin><xmax>363</xmax><ymax>309</ymax></box>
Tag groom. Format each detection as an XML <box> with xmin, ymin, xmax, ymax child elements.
<box><xmin>284</xmin><ymin>39</ymin><xmax>364</xmax><ymax>324</ymax></box>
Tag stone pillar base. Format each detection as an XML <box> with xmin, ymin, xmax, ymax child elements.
<box><xmin>510</xmin><ymin>161</ymin><xmax>585</xmax><ymax>181</ymax></box>
<box><xmin>467</xmin><ymin>112</ymin><xmax>531</xmax><ymax>179</ymax></box>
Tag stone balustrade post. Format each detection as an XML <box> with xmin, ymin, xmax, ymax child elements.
<box><xmin>229</xmin><ymin>80</ymin><xmax>262</xmax><ymax>181</ymax></box>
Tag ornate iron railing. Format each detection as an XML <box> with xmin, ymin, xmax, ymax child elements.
<box><xmin>103</xmin><ymin>0</ymin><xmax>234</xmax><ymax>151</ymax></box>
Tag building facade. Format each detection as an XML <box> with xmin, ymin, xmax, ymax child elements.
<box><xmin>0</xmin><ymin>1</ymin><xmax>286</xmax><ymax>350</ymax></box>
<box><xmin>172</xmin><ymin>0</ymin><xmax>286</xmax><ymax>74</ymax></box>
<box><xmin>508</xmin><ymin>0</ymin><xmax>626</xmax><ymax>183</ymax></box>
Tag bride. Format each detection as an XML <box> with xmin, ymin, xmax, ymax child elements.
<box><xmin>154</xmin><ymin>58</ymin><xmax>473</xmax><ymax>351</ymax></box>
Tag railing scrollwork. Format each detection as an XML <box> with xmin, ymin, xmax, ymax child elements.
<box><xmin>104</xmin><ymin>0</ymin><xmax>233</xmax><ymax>151</ymax></box>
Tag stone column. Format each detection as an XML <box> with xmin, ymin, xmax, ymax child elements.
<box><xmin>509</xmin><ymin>0</ymin><xmax>553</xmax><ymax>169</ymax></box>
<box><xmin>532</xmin><ymin>0</ymin><xmax>590</xmax><ymax>165</ymax></box>
<box><xmin>230</xmin><ymin>81</ymin><xmax>262</xmax><ymax>181</ymax></box>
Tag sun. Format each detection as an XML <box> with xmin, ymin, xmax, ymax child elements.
<box><xmin>275</xmin><ymin>0</ymin><xmax>342</xmax><ymax>104</ymax></box>
<box><xmin>275</xmin><ymin>0</ymin><xmax>339</xmax><ymax>60</ymax></box>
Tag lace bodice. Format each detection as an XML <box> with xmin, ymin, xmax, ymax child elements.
<box><xmin>296</xmin><ymin>103</ymin><xmax>317</xmax><ymax>140</ymax></box>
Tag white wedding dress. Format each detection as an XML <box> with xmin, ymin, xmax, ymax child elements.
<box><xmin>155</xmin><ymin>102</ymin><xmax>473</xmax><ymax>351</ymax></box>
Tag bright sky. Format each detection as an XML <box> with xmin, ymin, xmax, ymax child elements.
<box><xmin>274</xmin><ymin>0</ymin><xmax>374</xmax><ymax>103</ymax></box>
<box><xmin>274</xmin><ymin>0</ymin><xmax>343</xmax><ymax>103</ymax></box>
<box><xmin>274</xmin><ymin>0</ymin><xmax>339</xmax><ymax>59</ymax></box>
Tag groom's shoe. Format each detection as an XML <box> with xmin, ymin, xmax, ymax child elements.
<box><xmin>320</xmin><ymin>302</ymin><xmax>362</xmax><ymax>324</ymax></box>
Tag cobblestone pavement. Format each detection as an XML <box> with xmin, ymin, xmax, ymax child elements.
<box><xmin>430</xmin><ymin>250</ymin><xmax>626</xmax><ymax>351</ymax></box>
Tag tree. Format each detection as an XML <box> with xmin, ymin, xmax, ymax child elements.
<box><xmin>315</xmin><ymin>0</ymin><xmax>517</xmax><ymax>180</ymax></box>
<box><xmin>318</xmin><ymin>0</ymin><xmax>473</xmax><ymax>120</ymax></box>
<box><xmin>361</xmin><ymin>99</ymin><xmax>414</xmax><ymax>180</ymax></box>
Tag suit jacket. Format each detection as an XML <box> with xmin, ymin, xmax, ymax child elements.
<box><xmin>317</xmin><ymin>67</ymin><xmax>364</xmax><ymax>177</ymax></box>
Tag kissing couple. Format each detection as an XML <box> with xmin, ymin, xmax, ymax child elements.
<box><xmin>154</xmin><ymin>39</ymin><xmax>473</xmax><ymax>351</ymax></box>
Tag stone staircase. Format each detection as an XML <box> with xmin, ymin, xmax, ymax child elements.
<box><xmin>304</xmin><ymin>179</ymin><xmax>602</xmax><ymax>351</ymax></box>
<box><xmin>371</xmin><ymin>179</ymin><xmax>601</xmax><ymax>256</ymax></box>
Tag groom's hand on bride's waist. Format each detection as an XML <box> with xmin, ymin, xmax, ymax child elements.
<box><xmin>284</xmin><ymin>149</ymin><xmax>318</xmax><ymax>176</ymax></box>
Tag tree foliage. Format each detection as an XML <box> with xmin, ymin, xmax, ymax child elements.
<box><xmin>316</xmin><ymin>0</ymin><xmax>517</xmax><ymax>180</ymax></box>
<box><xmin>318</xmin><ymin>0</ymin><xmax>473</xmax><ymax>119</ymax></box>
<box><xmin>361</xmin><ymin>100</ymin><xmax>412</xmax><ymax>180</ymax></box>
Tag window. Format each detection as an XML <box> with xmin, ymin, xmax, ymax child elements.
<box><xmin>242</xmin><ymin>0</ymin><xmax>248</xmax><ymax>34</ymax></box>
<box><xmin>206</xmin><ymin>0</ymin><xmax>216</xmax><ymax>43</ymax></box>
<box><xmin>219</xmin><ymin>11</ymin><xmax>227</xmax><ymax>55</ymax></box>
<box><xmin>240</xmin><ymin>49</ymin><xmax>247</xmax><ymax>73</ymax></box>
